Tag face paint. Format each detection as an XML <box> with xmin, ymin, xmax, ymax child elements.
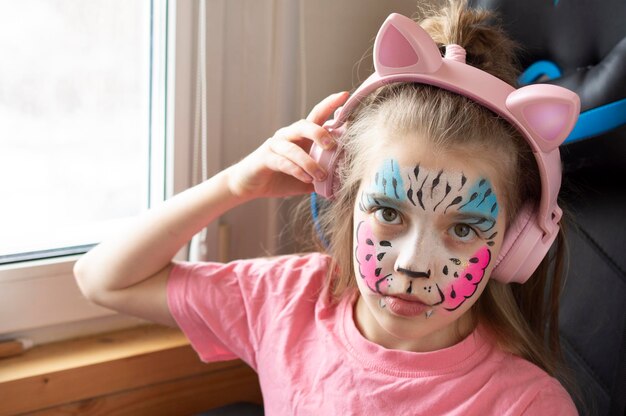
<box><xmin>355</xmin><ymin>220</ymin><xmax>392</xmax><ymax>294</ymax></box>
<box><xmin>441</xmin><ymin>245</ymin><xmax>491</xmax><ymax>311</ymax></box>
<box><xmin>371</xmin><ymin>159</ymin><xmax>405</xmax><ymax>201</ymax></box>
<box><xmin>355</xmin><ymin>159</ymin><xmax>406</xmax><ymax>294</ymax></box>
<box><xmin>459</xmin><ymin>178</ymin><xmax>499</xmax><ymax>217</ymax></box>
<box><xmin>353</xmin><ymin>158</ymin><xmax>502</xmax><ymax>315</ymax></box>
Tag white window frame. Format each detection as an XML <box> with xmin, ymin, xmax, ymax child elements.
<box><xmin>0</xmin><ymin>0</ymin><xmax>196</xmax><ymax>344</ymax></box>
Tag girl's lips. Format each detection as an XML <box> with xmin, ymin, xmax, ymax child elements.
<box><xmin>383</xmin><ymin>295</ymin><xmax>429</xmax><ymax>317</ymax></box>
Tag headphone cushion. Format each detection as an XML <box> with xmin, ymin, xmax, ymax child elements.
<box><xmin>491</xmin><ymin>203</ymin><xmax>558</xmax><ymax>284</ymax></box>
<box><xmin>310</xmin><ymin>126</ymin><xmax>345</xmax><ymax>199</ymax></box>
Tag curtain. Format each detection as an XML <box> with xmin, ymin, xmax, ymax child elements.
<box><xmin>189</xmin><ymin>0</ymin><xmax>306</xmax><ymax>262</ymax></box>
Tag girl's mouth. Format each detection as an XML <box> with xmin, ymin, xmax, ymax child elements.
<box><xmin>382</xmin><ymin>295</ymin><xmax>429</xmax><ymax>317</ymax></box>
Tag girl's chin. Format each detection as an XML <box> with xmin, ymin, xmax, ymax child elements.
<box><xmin>375</xmin><ymin>309</ymin><xmax>463</xmax><ymax>351</ymax></box>
<box><xmin>356</xmin><ymin>293</ymin><xmax>460</xmax><ymax>351</ymax></box>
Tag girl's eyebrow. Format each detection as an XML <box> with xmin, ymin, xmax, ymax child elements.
<box><xmin>361</xmin><ymin>192</ymin><xmax>406</xmax><ymax>209</ymax></box>
<box><xmin>450</xmin><ymin>212</ymin><xmax>497</xmax><ymax>223</ymax></box>
<box><xmin>449</xmin><ymin>212</ymin><xmax>498</xmax><ymax>233</ymax></box>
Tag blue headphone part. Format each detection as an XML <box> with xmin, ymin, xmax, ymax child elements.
<box><xmin>310</xmin><ymin>192</ymin><xmax>330</xmax><ymax>249</ymax></box>
<box><xmin>518</xmin><ymin>60</ymin><xmax>562</xmax><ymax>85</ymax></box>
<box><xmin>565</xmin><ymin>98</ymin><xmax>626</xmax><ymax>143</ymax></box>
<box><xmin>519</xmin><ymin>60</ymin><xmax>626</xmax><ymax>144</ymax></box>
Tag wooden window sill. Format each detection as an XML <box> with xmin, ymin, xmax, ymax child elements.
<box><xmin>0</xmin><ymin>324</ymin><xmax>262</xmax><ymax>415</ymax></box>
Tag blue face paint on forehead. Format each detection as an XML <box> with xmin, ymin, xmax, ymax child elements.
<box><xmin>458</xmin><ymin>178</ymin><xmax>499</xmax><ymax>219</ymax></box>
<box><xmin>370</xmin><ymin>159</ymin><xmax>405</xmax><ymax>201</ymax></box>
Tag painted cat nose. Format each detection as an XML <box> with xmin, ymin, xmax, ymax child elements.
<box><xmin>396</xmin><ymin>267</ymin><xmax>431</xmax><ymax>279</ymax></box>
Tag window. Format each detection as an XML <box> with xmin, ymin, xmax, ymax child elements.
<box><xmin>0</xmin><ymin>1</ymin><xmax>151</xmax><ymax>263</ymax></box>
<box><xmin>0</xmin><ymin>0</ymin><xmax>194</xmax><ymax>343</ymax></box>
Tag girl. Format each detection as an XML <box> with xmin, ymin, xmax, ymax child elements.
<box><xmin>75</xmin><ymin>2</ymin><xmax>579</xmax><ymax>414</ymax></box>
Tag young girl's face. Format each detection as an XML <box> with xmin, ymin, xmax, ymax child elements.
<box><xmin>352</xmin><ymin>132</ymin><xmax>507</xmax><ymax>352</ymax></box>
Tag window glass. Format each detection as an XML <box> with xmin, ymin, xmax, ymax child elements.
<box><xmin>0</xmin><ymin>1</ymin><xmax>151</xmax><ymax>261</ymax></box>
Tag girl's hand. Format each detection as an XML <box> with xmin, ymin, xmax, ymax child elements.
<box><xmin>227</xmin><ymin>91</ymin><xmax>349</xmax><ymax>200</ymax></box>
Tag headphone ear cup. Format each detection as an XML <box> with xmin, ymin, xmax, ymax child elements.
<box><xmin>309</xmin><ymin>125</ymin><xmax>345</xmax><ymax>199</ymax></box>
<box><xmin>491</xmin><ymin>203</ymin><xmax>558</xmax><ymax>284</ymax></box>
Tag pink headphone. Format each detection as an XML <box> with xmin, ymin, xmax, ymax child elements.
<box><xmin>309</xmin><ymin>13</ymin><xmax>580</xmax><ymax>284</ymax></box>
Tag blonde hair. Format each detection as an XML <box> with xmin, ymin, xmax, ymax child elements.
<box><xmin>295</xmin><ymin>0</ymin><xmax>567</xmax><ymax>379</ymax></box>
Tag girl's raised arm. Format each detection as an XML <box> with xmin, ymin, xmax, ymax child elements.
<box><xmin>73</xmin><ymin>91</ymin><xmax>348</xmax><ymax>327</ymax></box>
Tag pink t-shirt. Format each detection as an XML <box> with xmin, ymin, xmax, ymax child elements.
<box><xmin>167</xmin><ymin>253</ymin><xmax>577</xmax><ymax>415</ymax></box>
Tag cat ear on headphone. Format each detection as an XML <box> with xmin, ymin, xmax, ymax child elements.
<box><xmin>506</xmin><ymin>84</ymin><xmax>580</xmax><ymax>152</ymax></box>
<box><xmin>373</xmin><ymin>13</ymin><xmax>442</xmax><ymax>76</ymax></box>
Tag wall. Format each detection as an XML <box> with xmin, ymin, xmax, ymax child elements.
<box><xmin>301</xmin><ymin>0</ymin><xmax>420</xmax><ymax>110</ymax></box>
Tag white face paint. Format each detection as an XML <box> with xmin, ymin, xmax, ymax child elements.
<box><xmin>352</xmin><ymin>140</ymin><xmax>506</xmax><ymax>351</ymax></box>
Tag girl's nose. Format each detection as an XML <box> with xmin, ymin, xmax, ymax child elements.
<box><xmin>394</xmin><ymin>231</ymin><xmax>435</xmax><ymax>279</ymax></box>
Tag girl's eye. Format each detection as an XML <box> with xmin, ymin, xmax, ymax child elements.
<box><xmin>374</xmin><ymin>207</ymin><xmax>401</xmax><ymax>224</ymax></box>
<box><xmin>450</xmin><ymin>223</ymin><xmax>476</xmax><ymax>241</ymax></box>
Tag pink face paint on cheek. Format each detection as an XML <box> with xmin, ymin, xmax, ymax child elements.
<box><xmin>442</xmin><ymin>246</ymin><xmax>492</xmax><ymax>311</ymax></box>
<box><xmin>355</xmin><ymin>221</ymin><xmax>390</xmax><ymax>293</ymax></box>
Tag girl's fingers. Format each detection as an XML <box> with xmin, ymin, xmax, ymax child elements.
<box><xmin>275</xmin><ymin>119</ymin><xmax>335</xmax><ymax>150</ymax></box>
<box><xmin>266</xmin><ymin>151</ymin><xmax>314</xmax><ymax>184</ymax></box>
<box><xmin>269</xmin><ymin>137</ymin><xmax>327</xmax><ymax>182</ymax></box>
<box><xmin>306</xmin><ymin>91</ymin><xmax>350</xmax><ymax>126</ymax></box>
<box><xmin>260</xmin><ymin>91</ymin><xmax>349</xmax><ymax>189</ymax></box>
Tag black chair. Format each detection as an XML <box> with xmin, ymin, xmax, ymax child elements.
<box><xmin>470</xmin><ymin>1</ymin><xmax>626</xmax><ymax>414</ymax></box>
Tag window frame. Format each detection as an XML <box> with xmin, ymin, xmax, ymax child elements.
<box><xmin>0</xmin><ymin>0</ymin><xmax>196</xmax><ymax>343</ymax></box>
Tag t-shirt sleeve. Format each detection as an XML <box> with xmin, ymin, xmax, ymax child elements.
<box><xmin>166</xmin><ymin>253</ymin><xmax>330</xmax><ymax>369</ymax></box>
<box><xmin>522</xmin><ymin>379</ymin><xmax>579</xmax><ymax>416</ymax></box>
